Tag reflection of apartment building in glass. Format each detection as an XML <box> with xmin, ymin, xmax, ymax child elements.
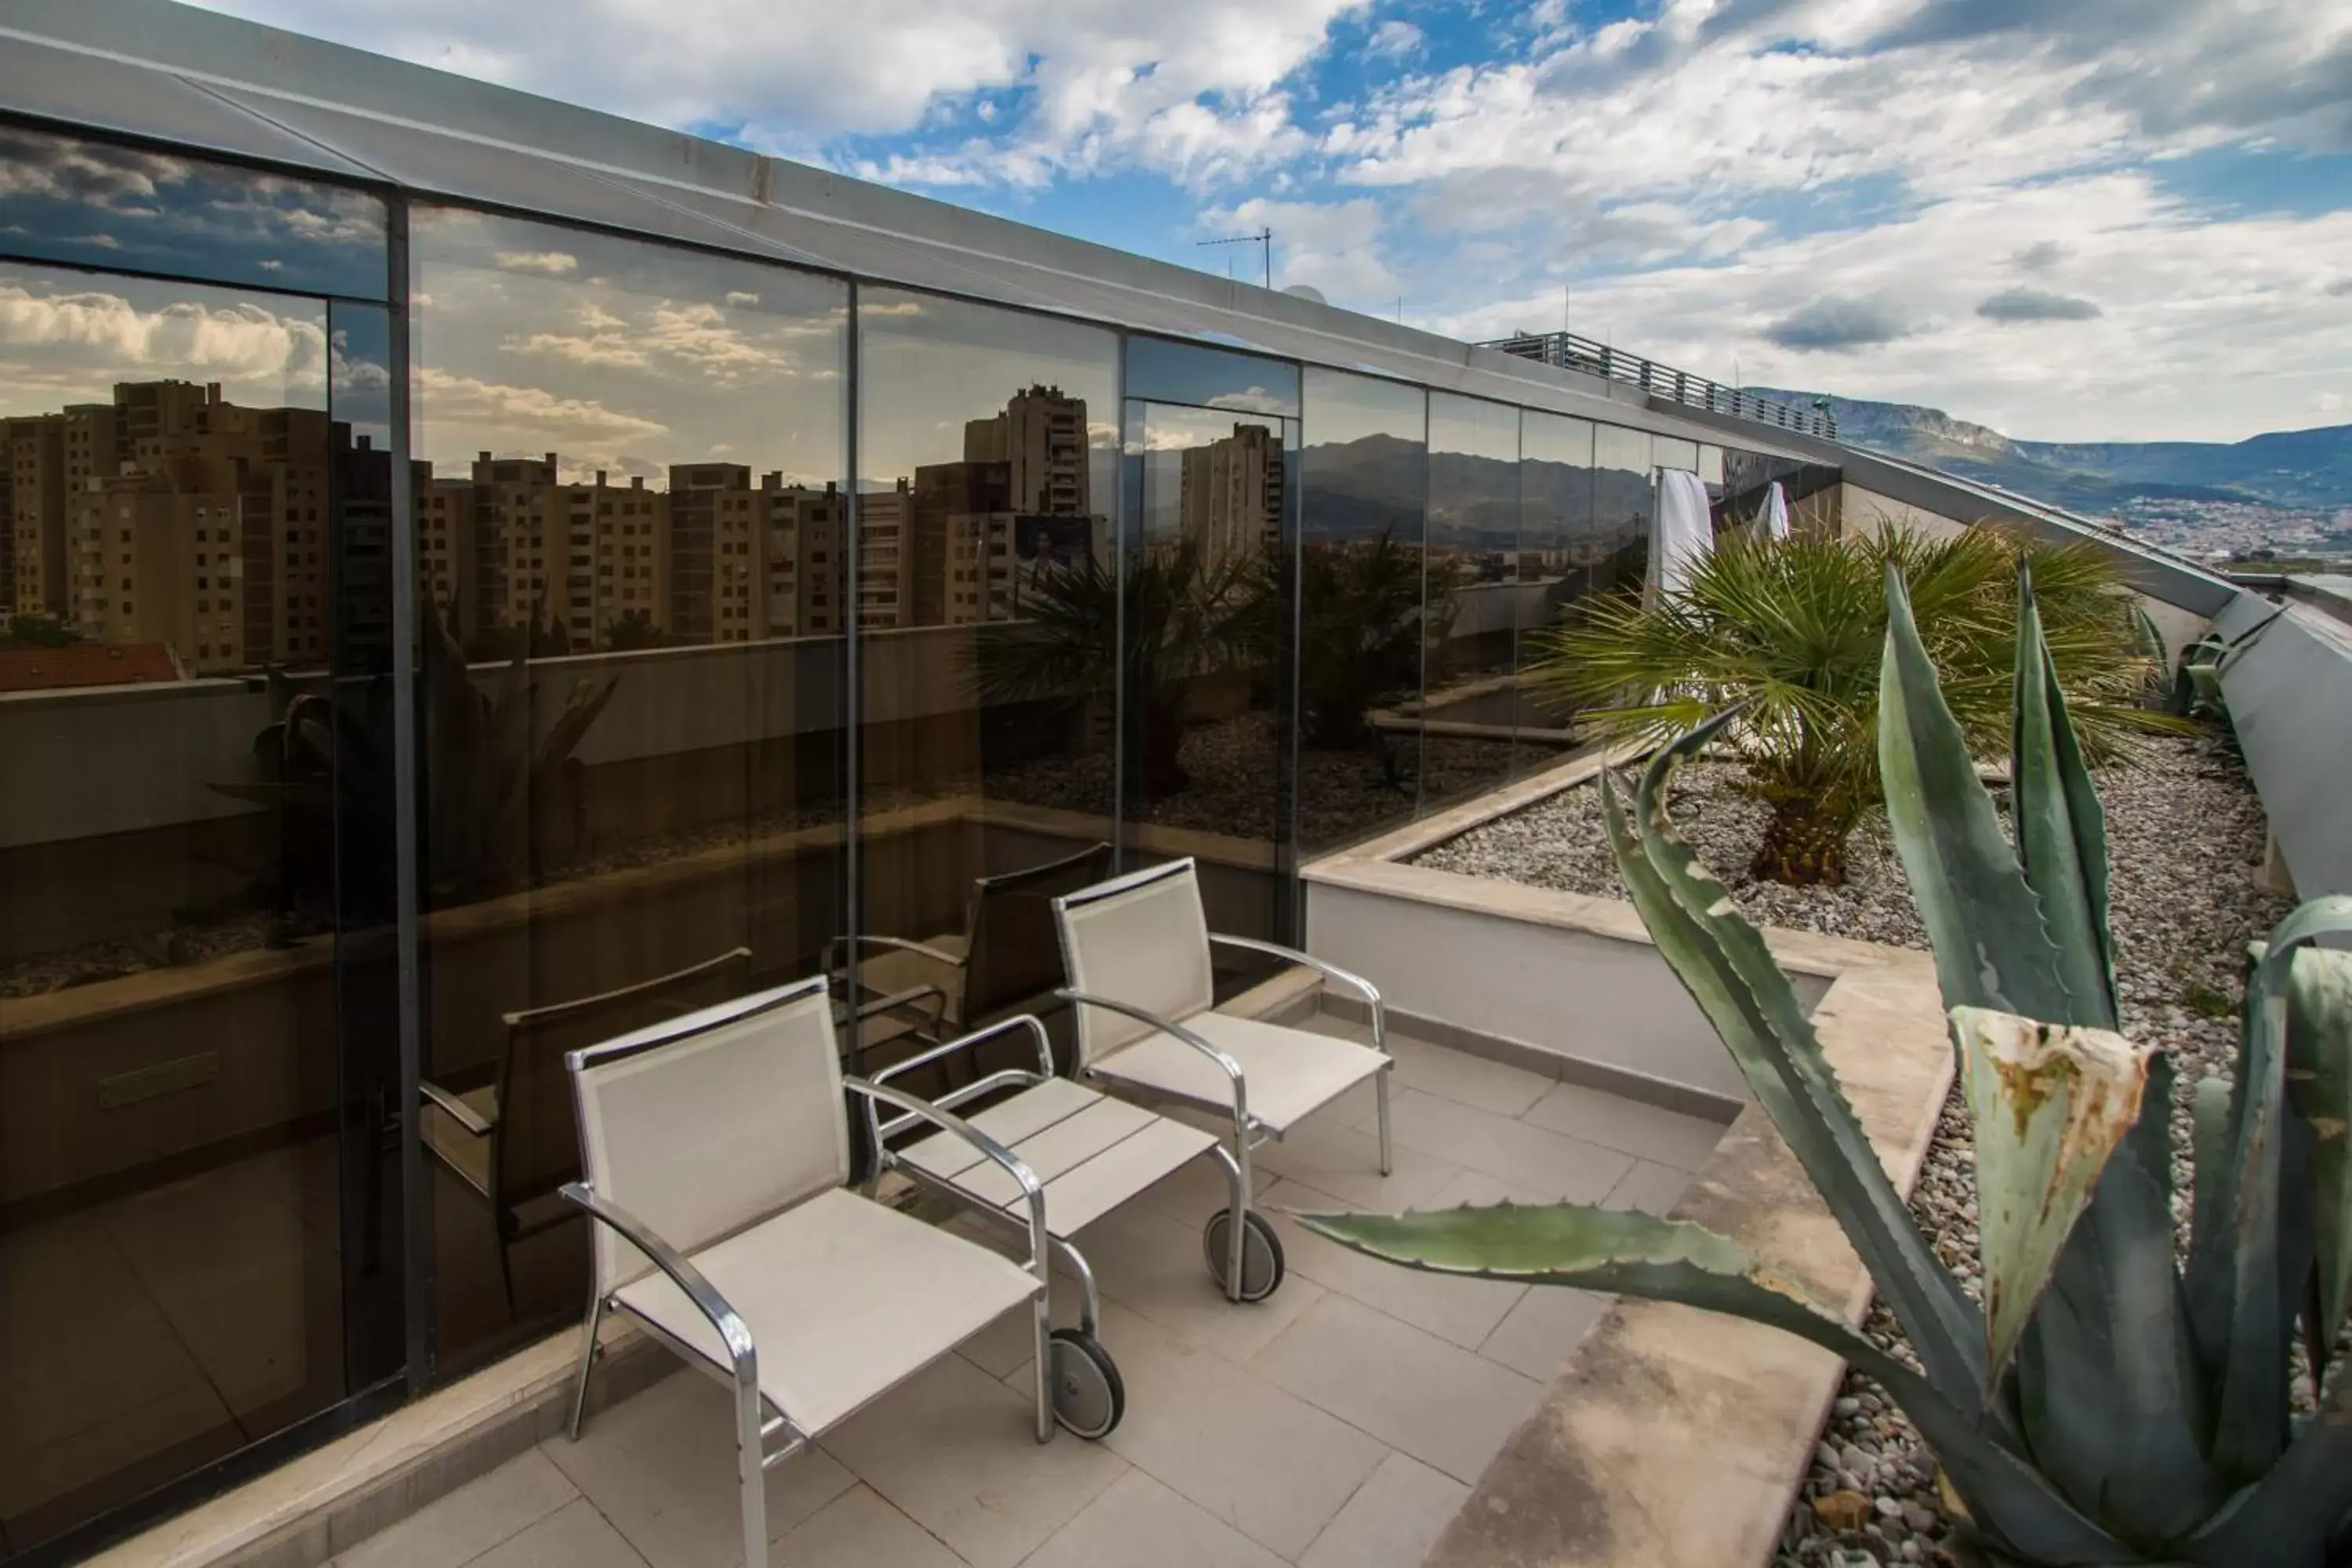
<box><xmin>1179</xmin><ymin>422</ymin><xmax>1284</xmax><ymax>573</ymax></box>
<box><xmin>5</xmin><ymin>382</ymin><xmax>332</xmax><ymax>672</ymax></box>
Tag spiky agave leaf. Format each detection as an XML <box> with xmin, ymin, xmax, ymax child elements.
<box><xmin>1878</xmin><ymin>561</ymin><xmax>2082</xmax><ymax>1026</ymax></box>
<box><xmin>1607</xmin><ymin>712</ymin><xmax>1984</xmax><ymax>1402</ymax></box>
<box><xmin>2195</xmin><ymin>898</ymin><xmax>2352</xmax><ymax>1479</ymax></box>
<box><xmin>2005</xmin><ymin>563</ymin><xmax>2224</xmax><ymax>1540</ymax></box>
<box><xmin>2278</xmin><ymin>942</ymin><xmax>2352</xmax><ymax>1365</ymax></box>
<box><xmin>1956</xmin><ymin>1007</ymin><xmax>2151</xmax><ymax>1378</ymax></box>
<box><xmin>1298</xmin><ymin>1202</ymin><xmax>2129</xmax><ymax>1564</ymax></box>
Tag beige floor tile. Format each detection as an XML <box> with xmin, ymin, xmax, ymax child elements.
<box><xmin>160</xmin><ymin>1249</ymin><xmax>343</xmax><ymax>1420</ymax></box>
<box><xmin>465</xmin><ymin>1497</ymin><xmax>648</xmax><ymax>1568</ymax></box>
<box><xmin>955</xmin><ymin>1306</ymin><xmax>1047</xmax><ymax>1382</ymax></box>
<box><xmin>1378</xmin><ymin>1037</ymin><xmax>1553</xmax><ymax>1118</ymax></box>
<box><xmin>1293</xmin><ymin>1013</ymin><xmax>1373</xmax><ymax>1044</ymax></box>
<box><xmin>770</xmin><ymin>1485</ymin><xmax>964</xmax><ymax>1568</ymax></box>
<box><xmin>1017</xmin><ymin>1470</ymin><xmax>1287</xmax><ymax>1568</ymax></box>
<box><xmin>1259</xmin><ymin>1180</ymin><xmax>1526</xmax><ymax>1352</ymax></box>
<box><xmin>0</xmin><ymin>1377</ymin><xmax>238</xmax><ymax>1522</ymax></box>
<box><xmin>1602</xmin><ymin>1159</ymin><xmax>1693</xmax><ymax>1216</ymax></box>
<box><xmin>1298</xmin><ymin>1450</ymin><xmax>1470</xmax><ymax>1568</ymax></box>
<box><xmin>1377</xmin><ymin>1091</ymin><xmax>1632</xmax><ymax>1202</ymax></box>
<box><xmin>1249</xmin><ymin>1295</ymin><xmax>1541</xmax><ymax>1485</ymax></box>
<box><xmin>0</xmin><ymin>1289</ymin><xmax>226</xmax><ymax>1465</ymax></box>
<box><xmin>819</xmin><ymin>1354</ymin><xmax>1125</xmax><ymax>1568</ymax></box>
<box><xmin>545</xmin><ymin>1370</ymin><xmax>855</xmax><ymax>1568</ymax></box>
<box><xmin>1128</xmin><ymin>1151</ymin><xmax>1262</xmax><ymax>1232</ymax></box>
<box><xmin>1477</xmin><ymin>1286</ymin><xmax>1612</xmax><ymax>1383</ymax></box>
<box><xmin>1249</xmin><ymin>1116</ymin><xmax>1458</xmax><ymax>1212</ymax></box>
<box><xmin>1520</xmin><ymin>1083</ymin><xmax>1727</xmax><ymax>1172</ymax></box>
<box><xmin>339</xmin><ymin>1448</ymin><xmax>579</xmax><ymax>1568</ymax></box>
<box><xmin>1081</xmin><ymin>1302</ymin><xmax>1386</xmax><ymax>1559</ymax></box>
<box><xmin>1069</xmin><ymin>1203</ymin><xmax>1328</xmax><ymax>1363</ymax></box>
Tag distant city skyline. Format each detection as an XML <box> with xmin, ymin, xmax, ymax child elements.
<box><xmin>187</xmin><ymin>0</ymin><xmax>2352</xmax><ymax>446</ymax></box>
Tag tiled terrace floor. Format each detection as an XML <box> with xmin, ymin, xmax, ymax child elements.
<box><xmin>332</xmin><ymin>1018</ymin><xmax>1728</xmax><ymax>1568</ymax></box>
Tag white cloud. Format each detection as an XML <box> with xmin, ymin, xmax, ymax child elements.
<box><xmin>1203</xmin><ymin>196</ymin><xmax>1399</xmax><ymax>303</ymax></box>
<box><xmin>413</xmin><ymin>365</ymin><xmax>670</xmax><ymax>476</ymax></box>
<box><xmin>0</xmin><ymin>281</ymin><xmax>328</xmax><ymax>392</ymax></box>
<box><xmin>1364</xmin><ymin>20</ymin><xmax>1424</xmax><ymax>61</ymax></box>
<box><xmin>492</xmin><ymin>249</ymin><xmax>579</xmax><ymax>276</ymax></box>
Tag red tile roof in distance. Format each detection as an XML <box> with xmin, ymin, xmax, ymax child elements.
<box><xmin>0</xmin><ymin>643</ymin><xmax>184</xmax><ymax>692</ymax></box>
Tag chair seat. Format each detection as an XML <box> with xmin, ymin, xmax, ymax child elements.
<box><xmin>614</xmin><ymin>1186</ymin><xmax>1040</xmax><ymax>1437</ymax></box>
<box><xmin>1087</xmin><ymin>1013</ymin><xmax>1387</xmax><ymax>1134</ymax></box>
<box><xmin>419</xmin><ymin>1084</ymin><xmax>499</xmax><ymax>1197</ymax></box>
<box><xmin>900</xmin><ymin>1078</ymin><xmax>1218</xmax><ymax>1236</ymax></box>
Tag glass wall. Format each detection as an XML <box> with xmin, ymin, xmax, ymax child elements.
<box><xmin>1422</xmin><ymin>393</ymin><xmax>1520</xmax><ymax>808</ymax></box>
<box><xmin>854</xmin><ymin>289</ymin><xmax>1120</xmax><ymax>1063</ymax></box>
<box><xmin>1518</xmin><ymin>412</ymin><xmax>1596</xmax><ymax>747</ymax></box>
<box><xmin>407</xmin><ymin>209</ymin><xmax>849</xmax><ymax>1367</ymax></box>
<box><xmin>1591</xmin><ymin>423</ymin><xmax>1656</xmax><ymax>600</ymax></box>
<box><xmin>0</xmin><ymin>113</ymin><xmax>1847</xmax><ymax>1555</ymax></box>
<box><xmin>0</xmin><ymin>242</ymin><xmax>395</xmax><ymax>1558</ymax></box>
<box><xmin>1298</xmin><ymin>368</ymin><xmax>1426</xmax><ymax>853</ymax></box>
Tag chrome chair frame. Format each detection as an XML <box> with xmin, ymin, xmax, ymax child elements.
<box><xmin>558</xmin><ymin>977</ymin><xmax>1054</xmax><ymax>1568</ymax></box>
<box><xmin>1051</xmin><ymin>858</ymin><xmax>1392</xmax><ymax>1302</ymax></box>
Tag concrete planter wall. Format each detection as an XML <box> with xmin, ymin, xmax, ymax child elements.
<box><xmin>1298</xmin><ymin>746</ymin><xmax>1955</xmax><ymax>1568</ymax></box>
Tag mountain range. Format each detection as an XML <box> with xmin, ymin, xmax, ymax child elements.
<box><xmin>1750</xmin><ymin>390</ymin><xmax>2352</xmax><ymax>514</ymax></box>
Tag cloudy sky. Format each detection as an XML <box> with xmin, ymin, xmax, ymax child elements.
<box><xmin>187</xmin><ymin>0</ymin><xmax>2352</xmax><ymax>444</ymax></box>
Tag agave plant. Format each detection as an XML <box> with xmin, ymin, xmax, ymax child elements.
<box><xmin>1523</xmin><ymin>524</ymin><xmax>2173</xmax><ymax>887</ymax></box>
<box><xmin>1304</xmin><ymin>562</ymin><xmax>2352</xmax><ymax>1565</ymax></box>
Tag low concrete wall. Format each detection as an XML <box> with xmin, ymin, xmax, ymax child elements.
<box><xmin>2214</xmin><ymin>586</ymin><xmax>2352</xmax><ymax>900</ymax></box>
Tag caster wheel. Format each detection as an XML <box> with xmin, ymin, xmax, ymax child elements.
<box><xmin>1048</xmin><ymin>1327</ymin><xmax>1123</xmax><ymax>1439</ymax></box>
<box><xmin>1203</xmin><ymin>1207</ymin><xmax>1285</xmax><ymax>1302</ymax></box>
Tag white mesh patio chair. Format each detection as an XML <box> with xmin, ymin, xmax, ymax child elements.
<box><xmin>1052</xmin><ymin>858</ymin><xmax>1392</xmax><ymax>1302</ymax></box>
<box><xmin>864</xmin><ymin>1013</ymin><xmax>1221</xmax><ymax>1437</ymax></box>
<box><xmin>559</xmin><ymin>977</ymin><xmax>1065</xmax><ymax>1568</ymax></box>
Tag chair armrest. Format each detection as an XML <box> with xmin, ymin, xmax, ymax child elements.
<box><xmin>1205</xmin><ymin>935</ymin><xmax>1388</xmax><ymax>1053</ymax></box>
<box><xmin>559</xmin><ymin>1181</ymin><xmax>757</xmax><ymax>1375</ymax></box>
<box><xmin>873</xmin><ymin>1014</ymin><xmax>1054</xmax><ymax>1091</ymax></box>
<box><xmin>824</xmin><ymin>933</ymin><xmax>970</xmax><ymax>975</ymax></box>
<box><xmin>842</xmin><ymin>1078</ymin><xmax>1051</xmax><ymax>1271</ymax></box>
<box><xmin>419</xmin><ymin>1079</ymin><xmax>494</xmax><ymax>1137</ymax></box>
<box><xmin>851</xmin><ymin>982</ymin><xmax>947</xmax><ymax>1036</ymax></box>
<box><xmin>1053</xmin><ymin>989</ymin><xmax>1250</xmax><ymax>1131</ymax></box>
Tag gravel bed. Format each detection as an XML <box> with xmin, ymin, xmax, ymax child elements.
<box><xmin>1414</xmin><ymin>731</ymin><xmax>2297</xmax><ymax>1566</ymax></box>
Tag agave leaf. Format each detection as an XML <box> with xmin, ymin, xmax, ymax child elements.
<box><xmin>2279</xmin><ymin>943</ymin><xmax>2352</xmax><ymax>1362</ymax></box>
<box><xmin>1299</xmin><ymin>1203</ymin><xmax>2128</xmax><ymax>1564</ymax></box>
<box><xmin>2203</xmin><ymin>898</ymin><xmax>2352</xmax><ymax>1479</ymax></box>
<box><xmin>2186</xmin><ymin>1073</ymin><xmax>2238</xmax><ymax>1363</ymax></box>
<box><xmin>1957</xmin><ymin>1007</ymin><xmax>2150</xmax><ymax>1375</ymax></box>
<box><xmin>1878</xmin><ymin>562</ymin><xmax>2082</xmax><ymax>1025</ymax></box>
<box><xmin>1602</xmin><ymin>731</ymin><xmax>1984</xmax><ymax>1400</ymax></box>
<box><xmin>2009</xmin><ymin>1044</ymin><xmax>2231</xmax><ymax>1541</ymax></box>
<box><xmin>2175</xmin><ymin>1370</ymin><xmax>2352</xmax><ymax>1566</ymax></box>
<box><xmin>2009</xmin><ymin>563</ymin><xmax>2118</xmax><ymax>1029</ymax></box>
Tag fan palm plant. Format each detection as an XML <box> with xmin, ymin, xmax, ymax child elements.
<box><xmin>969</xmin><ymin>539</ymin><xmax>1253</xmax><ymax>798</ymax></box>
<box><xmin>1524</xmin><ymin>525</ymin><xmax>2169</xmax><ymax>885</ymax></box>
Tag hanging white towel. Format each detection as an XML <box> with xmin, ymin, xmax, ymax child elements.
<box><xmin>1647</xmin><ymin>467</ymin><xmax>1715</xmax><ymax>604</ymax></box>
<box><xmin>1763</xmin><ymin>480</ymin><xmax>1791</xmax><ymax>540</ymax></box>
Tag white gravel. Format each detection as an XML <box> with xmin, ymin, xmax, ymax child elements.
<box><xmin>1413</xmin><ymin>731</ymin><xmax>2299</xmax><ymax>1567</ymax></box>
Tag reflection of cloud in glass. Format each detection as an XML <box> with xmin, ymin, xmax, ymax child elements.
<box><xmin>0</xmin><ymin>270</ymin><xmax>328</xmax><ymax>416</ymax></box>
<box><xmin>492</xmin><ymin>249</ymin><xmax>579</xmax><ymax>276</ymax></box>
<box><xmin>1207</xmin><ymin>387</ymin><xmax>1279</xmax><ymax>411</ymax></box>
<box><xmin>412</xmin><ymin>207</ymin><xmax>848</xmax><ymax>486</ymax></box>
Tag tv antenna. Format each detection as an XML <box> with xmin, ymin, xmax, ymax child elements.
<box><xmin>1198</xmin><ymin>227</ymin><xmax>1272</xmax><ymax>289</ymax></box>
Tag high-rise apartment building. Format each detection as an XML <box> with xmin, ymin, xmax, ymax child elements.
<box><xmin>1178</xmin><ymin>421</ymin><xmax>1284</xmax><ymax>573</ymax></box>
<box><xmin>963</xmin><ymin>383</ymin><xmax>1091</xmax><ymax>518</ymax></box>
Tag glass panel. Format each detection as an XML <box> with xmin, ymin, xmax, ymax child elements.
<box><xmin>856</xmin><ymin>289</ymin><xmax>1119</xmax><ymax>1072</ymax></box>
<box><xmin>1592</xmin><ymin>423</ymin><xmax>1655</xmax><ymax>600</ymax></box>
<box><xmin>1724</xmin><ymin>448</ymin><xmax>1845</xmax><ymax>537</ymax></box>
<box><xmin>1125</xmin><ymin>335</ymin><xmax>1300</xmax><ymax>417</ymax></box>
<box><xmin>1653</xmin><ymin>435</ymin><xmax>1700</xmax><ymax>474</ymax></box>
<box><xmin>0</xmin><ymin>263</ymin><xmax>353</xmax><ymax>1551</ymax></box>
<box><xmin>1298</xmin><ymin>368</ymin><xmax>1425</xmax><ymax>855</ymax></box>
<box><xmin>0</xmin><ymin>125</ymin><xmax>388</xmax><ymax>299</ymax></box>
<box><xmin>409</xmin><ymin>209</ymin><xmax>848</xmax><ymax>1368</ymax></box>
<box><xmin>1422</xmin><ymin>392</ymin><xmax>1519</xmax><ymax>811</ymax></box>
<box><xmin>1517</xmin><ymin>410</ymin><xmax>1594</xmax><ymax>764</ymax></box>
<box><xmin>1125</xmin><ymin>399</ymin><xmax>1296</xmax><ymax>983</ymax></box>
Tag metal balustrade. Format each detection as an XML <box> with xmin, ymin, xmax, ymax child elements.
<box><xmin>1476</xmin><ymin>331</ymin><xmax>1839</xmax><ymax>439</ymax></box>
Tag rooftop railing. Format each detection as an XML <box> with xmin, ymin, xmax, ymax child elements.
<box><xmin>1476</xmin><ymin>331</ymin><xmax>1839</xmax><ymax>439</ymax></box>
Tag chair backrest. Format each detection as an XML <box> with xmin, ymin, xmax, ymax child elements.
<box><xmin>1053</xmin><ymin>858</ymin><xmax>1214</xmax><ymax>1070</ymax></box>
<box><xmin>568</xmin><ymin>977</ymin><xmax>844</xmax><ymax>1296</ymax></box>
<box><xmin>963</xmin><ymin>842</ymin><xmax>1116</xmax><ymax>1024</ymax></box>
<box><xmin>494</xmin><ymin>947</ymin><xmax>757</xmax><ymax>1229</ymax></box>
